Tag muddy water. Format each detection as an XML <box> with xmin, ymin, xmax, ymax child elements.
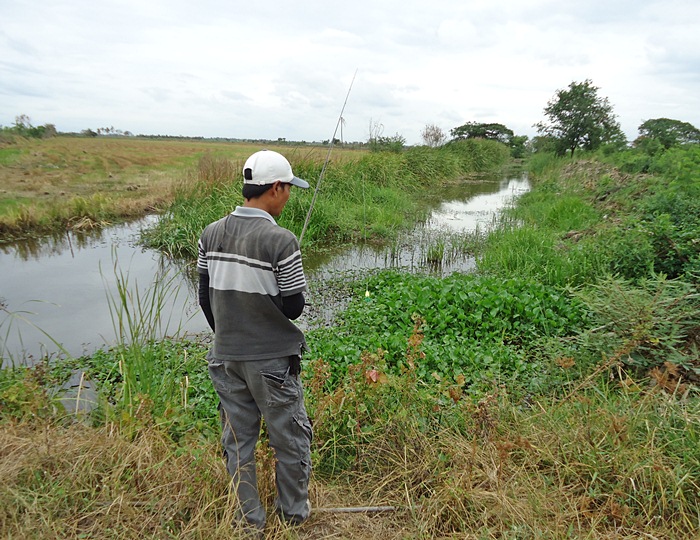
<box><xmin>0</xmin><ymin>174</ymin><xmax>529</xmax><ymax>364</ymax></box>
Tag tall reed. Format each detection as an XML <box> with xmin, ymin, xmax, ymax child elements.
<box><xmin>100</xmin><ymin>249</ymin><xmax>195</xmax><ymax>423</ymax></box>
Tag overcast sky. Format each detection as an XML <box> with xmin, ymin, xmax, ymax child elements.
<box><xmin>2</xmin><ymin>0</ymin><xmax>699</xmax><ymax>145</ymax></box>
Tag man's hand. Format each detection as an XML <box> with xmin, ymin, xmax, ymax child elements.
<box><xmin>289</xmin><ymin>355</ymin><xmax>302</xmax><ymax>377</ymax></box>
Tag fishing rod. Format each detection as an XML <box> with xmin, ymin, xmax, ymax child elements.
<box><xmin>299</xmin><ymin>69</ymin><xmax>357</xmax><ymax>247</ymax></box>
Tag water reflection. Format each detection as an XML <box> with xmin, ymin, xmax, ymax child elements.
<box><xmin>427</xmin><ymin>176</ymin><xmax>530</xmax><ymax>233</ymax></box>
<box><xmin>305</xmin><ymin>175</ymin><xmax>530</xmax><ymax>278</ymax></box>
<box><xmin>0</xmin><ymin>216</ymin><xmax>201</xmax><ymax>364</ymax></box>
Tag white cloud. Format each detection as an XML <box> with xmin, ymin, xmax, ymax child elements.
<box><xmin>1</xmin><ymin>0</ymin><xmax>699</xmax><ymax>144</ymax></box>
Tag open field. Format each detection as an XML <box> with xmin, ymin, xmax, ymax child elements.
<box><xmin>0</xmin><ymin>136</ymin><xmax>360</xmax><ymax>240</ymax></box>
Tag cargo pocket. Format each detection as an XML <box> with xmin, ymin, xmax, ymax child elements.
<box><xmin>293</xmin><ymin>414</ymin><xmax>313</xmax><ymax>447</ymax></box>
<box><xmin>292</xmin><ymin>413</ymin><xmax>313</xmax><ymax>480</ymax></box>
<box><xmin>261</xmin><ymin>368</ymin><xmax>300</xmax><ymax>408</ymax></box>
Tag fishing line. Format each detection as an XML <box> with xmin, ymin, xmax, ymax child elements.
<box><xmin>299</xmin><ymin>69</ymin><xmax>358</xmax><ymax>247</ymax></box>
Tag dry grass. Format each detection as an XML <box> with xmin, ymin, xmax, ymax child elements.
<box><xmin>0</xmin><ymin>137</ymin><xmax>359</xmax><ymax>240</ymax></box>
<box><xmin>3</xmin><ymin>383</ymin><xmax>697</xmax><ymax>540</ymax></box>
<box><xmin>0</xmin><ymin>420</ymin><xmax>425</xmax><ymax>539</ymax></box>
<box><xmin>1</xmin><ymin>137</ymin><xmax>236</xmax><ymax>203</ymax></box>
<box><xmin>0</xmin><ymin>392</ymin><xmax>697</xmax><ymax>540</ymax></box>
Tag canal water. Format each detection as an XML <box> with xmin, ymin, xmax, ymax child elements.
<box><xmin>0</xmin><ymin>174</ymin><xmax>529</xmax><ymax>365</ymax></box>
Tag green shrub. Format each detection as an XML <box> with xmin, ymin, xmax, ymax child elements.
<box><xmin>0</xmin><ymin>362</ymin><xmax>65</xmax><ymax>421</ymax></box>
<box><xmin>595</xmin><ymin>220</ymin><xmax>656</xmax><ymax>281</ymax></box>
<box><xmin>572</xmin><ymin>274</ymin><xmax>699</xmax><ymax>373</ymax></box>
<box><xmin>444</xmin><ymin>138</ymin><xmax>511</xmax><ymax>173</ymax></box>
<box><xmin>649</xmin><ymin>145</ymin><xmax>700</xmax><ymax>187</ymax></box>
<box><xmin>635</xmin><ymin>191</ymin><xmax>700</xmax><ymax>280</ymax></box>
<box><xmin>368</xmin><ymin>133</ymin><xmax>406</xmax><ymax>153</ymax></box>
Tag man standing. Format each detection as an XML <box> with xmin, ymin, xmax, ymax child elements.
<box><xmin>197</xmin><ymin>149</ymin><xmax>313</xmax><ymax>533</ymax></box>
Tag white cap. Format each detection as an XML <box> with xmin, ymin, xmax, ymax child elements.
<box><xmin>242</xmin><ymin>150</ymin><xmax>310</xmax><ymax>188</ymax></box>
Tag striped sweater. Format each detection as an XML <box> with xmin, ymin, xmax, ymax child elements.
<box><xmin>197</xmin><ymin>207</ymin><xmax>307</xmax><ymax>361</ymax></box>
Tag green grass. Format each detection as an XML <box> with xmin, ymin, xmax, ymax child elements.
<box><xmin>0</xmin><ymin>146</ymin><xmax>24</xmax><ymax>166</ymax></box>
<box><xmin>0</xmin><ymin>196</ymin><xmax>29</xmax><ymax>216</ymax></box>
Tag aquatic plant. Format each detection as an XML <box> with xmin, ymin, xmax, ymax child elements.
<box><xmin>306</xmin><ymin>270</ymin><xmax>588</xmax><ymax>394</ymax></box>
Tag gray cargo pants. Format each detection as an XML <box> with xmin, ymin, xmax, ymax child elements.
<box><xmin>208</xmin><ymin>356</ymin><xmax>313</xmax><ymax>530</ymax></box>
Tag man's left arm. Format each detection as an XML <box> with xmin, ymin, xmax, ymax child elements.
<box><xmin>276</xmin><ymin>239</ymin><xmax>307</xmax><ymax>320</ymax></box>
<box><xmin>280</xmin><ymin>292</ymin><xmax>305</xmax><ymax>320</ymax></box>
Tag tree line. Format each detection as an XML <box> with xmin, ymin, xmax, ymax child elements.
<box><xmin>5</xmin><ymin>79</ymin><xmax>700</xmax><ymax>156</ymax></box>
<box><xmin>421</xmin><ymin>79</ymin><xmax>700</xmax><ymax>158</ymax></box>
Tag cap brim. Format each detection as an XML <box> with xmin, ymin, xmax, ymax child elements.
<box><xmin>289</xmin><ymin>176</ymin><xmax>310</xmax><ymax>189</ymax></box>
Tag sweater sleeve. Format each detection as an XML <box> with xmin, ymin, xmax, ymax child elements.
<box><xmin>281</xmin><ymin>292</ymin><xmax>305</xmax><ymax>320</ymax></box>
<box><xmin>198</xmin><ymin>273</ymin><xmax>215</xmax><ymax>332</ymax></box>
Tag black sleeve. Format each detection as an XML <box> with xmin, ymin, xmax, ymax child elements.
<box><xmin>281</xmin><ymin>292</ymin><xmax>305</xmax><ymax>320</ymax></box>
<box><xmin>198</xmin><ymin>273</ymin><xmax>215</xmax><ymax>332</ymax></box>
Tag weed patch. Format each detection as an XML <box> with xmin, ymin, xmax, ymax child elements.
<box><xmin>306</xmin><ymin>270</ymin><xmax>588</xmax><ymax>394</ymax></box>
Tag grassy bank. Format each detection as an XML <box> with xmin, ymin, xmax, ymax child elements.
<box><xmin>2</xmin><ymin>144</ymin><xmax>699</xmax><ymax>538</ymax></box>
<box><xmin>142</xmin><ymin>138</ymin><xmax>512</xmax><ymax>256</ymax></box>
<box><xmin>0</xmin><ymin>137</ymin><xmax>359</xmax><ymax>242</ymax></box>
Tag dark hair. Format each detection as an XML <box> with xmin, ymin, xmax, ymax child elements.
<box><xmin>242</xmin><ymin>183</ymin><xmax>274</xmax><ymax>200</ymax></box>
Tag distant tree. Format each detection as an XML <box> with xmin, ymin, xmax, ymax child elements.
<box><xmin>42</xmin><ymin>124</ymin><xmax>57</xmax><ymax>138</ymax></box>
<box><xmin>535</xmin><ymin>79</ymin><xmax>625</xmax><ymax>157</ymax></box>
<box><xmin>510</xmin><ymin>134</ymin><xmax>529</xmax><ymax>159</ymax></box>
<box><xmin>82</xmin><ymin>128</ymin><xmax>98</xmax><ymax>137</ymax></box>
<box><xmin>635</xmin><ymin>118</ymin><xmax>700</xmax><ymax>150</ymax></box>
<box><xmin>528</xmin><ymin>135</ymin><xmax>559</xmax><ymax>154</ymax></box>
<box><xmin>14</xmin><ymin>114</ymin><xmax>32</xmax><ymax>130</ymax></box>
<box><xmin>450</xmin><ymin>121</ymin><xmax>514</xmax><ymax>144</ymax></box>
<box><xmin>367</xmin><ymin>119</ymin><xmax>384</xmax><ymax>146</ymax></box>
<box><xmin>7</xmin><ymin>115</ymin><xmax>58</xmax><ymax>139</ymax></box>
<box><xmin>367</xmin><ymin>119</ymin><xmax>404</xmax><ymax>152</ymax></box>
<box><xmin>421</xmin><ymin>123</ymin><xmax>447</xmax><ymax>147</ymax></box>
<box><xmin>450</xmin><ymin>121</ymin><xmax>530</xmax><ymax>157</ymax></box>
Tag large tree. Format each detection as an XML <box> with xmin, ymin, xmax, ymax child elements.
<box><xmin>535</xmin><ymin>79</ymin><xmax>625</xmax><ymax>156</ymax></box>
<box><xmin>635</xmin><ymin>118</ymin><xmax>700</xmax><ymax>149</ymax></box>
<box><xmin>450</xmin><ymin>121</ymin><xmax>514</xmax><ymax>144</ymax></box>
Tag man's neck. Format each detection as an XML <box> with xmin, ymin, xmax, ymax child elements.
<box><xmin>243</xmin><ymin>197</ymin><xmax>273</xmax><ymax>214</ymax></box>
